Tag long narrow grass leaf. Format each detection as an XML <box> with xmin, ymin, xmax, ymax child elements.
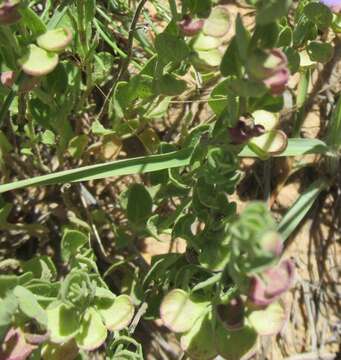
<box><xmin>278</xmin><ymin>178</ymin><xmax>328</xmax><ymax>242</ymax></box>
<box><xmin>0</xmin><ymin>149</ymin><xmax>192</xmax><ymax>193</ymax></box>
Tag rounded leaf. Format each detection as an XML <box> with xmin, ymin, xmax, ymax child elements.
<box><xmin>248</xmin><ymin>301</ymin><xmax>287</xmax><ymax>336</ymax></box>
<box><xmin>203</xmin><ymin>6</ymin><xmax>230</xmax><ymax>38</ymax></box>
<box><xmin>194</xmin><ymin>49</ymin><xmax>223</xmax><ymax>70</ymax></box>
<box><xmin>215</xmin><ymin>323</ymin><xmax>257</xmax><ymax>360</ymax></box>
<box><xmin>76</xmin><ymin>307</ymin><xmax>107</xmax><ymax>351</ymax></box>
<box><xmin>193</xmin><ymin>33</ymin><xmax>222</xmax><ymax>51</ymax></box>
<box><xmin>180</xmin><ymin>312</ymin><xmax>218</xmax><ymax>360</ymax></box>
<box><xmin>37</xmin><ymin>28</ymin><xmax>73</xmax><ymax>52</ymax></box>
<box><xmin>250</xmin><ymin>130</ymin><xmax>288</xmax><ymax>155</ymax></box>
<box><xmin>160</xmin><ymin>289</ymin><xmax>208</xmax><ymax>333</ymax></box>
<box><xmin>96</xmin><ymin>294</ymin><xmax>134</xmax><ymax>331</ymax></box>
<box><xmin>19</xmin><ymin>45</ymin><xmax>58</xmax><ymax>77</ymax></box>
<box><xmin>46</xmin><ymin>304</ymin><xmax>79</xmax><ymax>344</ymax></box>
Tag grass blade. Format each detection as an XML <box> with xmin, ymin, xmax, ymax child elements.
<box><xmin>0</xmin><ymin>139</ymin><xmax>329</xmax><ymax>194</ymax></box>
<box><xmin>278</xmin><ymin>178</ymin><xmax>328</xmax><ymax>242</ymax></box>
<box><xmin>0</xmin><ymin>148</ymin><xmax>192</xmax><ymax>194</ymax></box>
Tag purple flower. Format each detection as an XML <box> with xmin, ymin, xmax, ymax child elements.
<box><xmin>320</xmin><ymin>0</ymin><xmax>341</xmax><ymax>12</ymax></box>
<box><xmin>228</xmin><ymin>115</ymin><xmax>265</xmax><ymax>144</ymax></box>
<box><xmin>178</xmin><ymin>15</ymin><xmax>205</xmax><ymax>36</ymax></box>
<box><xmin>248</xmin><ymin>259</ymin><xmax>295</xmax><ymax>307</ymax></box>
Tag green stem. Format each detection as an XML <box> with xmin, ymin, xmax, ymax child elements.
<box><xmin>0</xmin><ymin>72</ymin><xmax>25</xmax><ymax>128</ymax></box>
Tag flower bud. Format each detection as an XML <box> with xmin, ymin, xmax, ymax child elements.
<box><xmin>259</xmin><ymin>231</ymin><xmax>283</xmax><ymax>257</ymax></box>
<box><xmin>0</xmin><ymin>0</ymin><xmax>21</xmax><ymax>25</ymax></box>
<box><xmin>247</xmin><ymin>49</ymin><xmax>287</xmax><ymax>80</ymax></box>
<box><xmin>216</xmin><ymin>296</ymin><xmax>245</xmax><ymax>331</ymax></box>
<box><xmin>247</xmin><ymin>49</ymin><xmax>289</xmax><ymax>95</ymax></box>
<box><xmin>248</xmin><ymin>259</ymin><xmax>295</xmax><ymax>307</ymax></box>
<box><xmin>0</xmin><ymin>327</ymin><xmax>36</xmax><ymax>360</ymax></box>
<box><xmin>178</xmin><ymin>15</ymin><xmax>205</xmax><ymax>37</ymax></box>
<box><xmin>1</xmin><ymin>71</ymin><xmax>16</xmax><ymax>88</ymax></box>
<box><xmin>320</xmin><ymin>0</ymin><xmax>341</xmax><ymax>12</ymax></box>
<box><xmin>263</xmin><ymin>67</ymin><xmax>290</xmax><ymax>95</ymax></box>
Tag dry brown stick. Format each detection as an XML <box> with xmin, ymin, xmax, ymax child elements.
<box><xmin>284</xmin><ymin>352</ymin><xmax>336</xmax><ymax>360</ymax></box>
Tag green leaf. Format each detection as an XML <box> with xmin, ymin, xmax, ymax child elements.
<box><xmin>13</xmin><ymin>286</ymin><xmax>47</xmax><ymax>327</ymax></box>
<box><xmin>93</xmin><ymin>52</ymin><xmax>115</xmax><ymax>84</ymax></box>
<box><xmin>155</xmin><ymin>33</ymin><xmax>190</xmax><ymax>64</ymax></box>
<box><xmin>154</xmin><ymin>74</ymin><xmax>187</xmax><ymax>96</ymax></box>
<box><xmin>21</xmin><ymin>256</ymin><xmax>57</xmax><ymax>281</ymax></box>
<box><xmin>180</xmin><ymin>312</ymin><xmax>218</xmax><ymax>360</ymax></box>
<box><xmin>278</xmin><ymin>179</ymin><xmax>328</xmax><ymax>241</ymax></box>
<box><xmin>235</xmin><ymin>15</ymin><xmax>250</xmax><ymax>61</ymax></box>
<box><xmin>215</xmin><ymin>323</ymin><xmax>257</xmax><ymax>360</ymax></box>
<box><xmin>19</xmin><ymin>45</ymin><xmax>59</xmax><ymax>77</ymax></box>
<box><xmin>284</xmin><ymin>46</ymin><xmax>300</xmax><ymax>74</ymax></box>
<box><xmin>61</xmin><ymin>229</ymin><xmax>88</xmax><ymax>262</ymax></box>
<box><xmin>96</xmin><ymin>294</ymin><xmax>134</xmax><ymax>331</ymax></box>
<box><xmin>304</xmin><ymin>2</ymin><xmax>333</xmax><ymax>30</ymax></box>
<box><xmin>248</xmin><ymin>301</ymin><xmax>287</xmax><ymax>336</ymax></box>
<box><xmin>0</xmin><ymin>293</ymin><xmax>18</xmax><ymax>341</ymax></box>
<box><xmin>19</xmin><ymin>7</ymin><xmax>47</xmax><ymax>36</ymax></box>
<box><xmin>68</xmin><ymin>134</ymin><xmax>88</xmax><ymax>159</ymax></box>
<box><xmin>256</xmin><ymin>0</ymin><xmax>292</xmax><ymax>25</ymax></box>
<box><xmin>278</xmin><ymin>26</ymin><xmax>293</xmax><ymax>47</ymax></box>
<box><xmin>0</xmin><ymin>148</ymin><xmax>193</xmax><ymax>193</ymax></box>
<box><xmin>208</xmin><ymin>79</ymin><xmax>230</xmax><ymax>115</ymax></box>
<box><xmin>37</xmin><ymin>28</ymin><xmax>73</xmax><ymax>52</ymax></box>
<box><xmin>193</xmin><ymin>33</ymin><xmax>222</xmax><ymax>51</ymax></box>
<box><xmin>203</xmin><ymin>6</ymin><xmax>231</xmax><ymax>38</ymax></box>
<box><xmin>145</xmin><ymin>97</ymin><xmax>171</xmax><ymax>119</ymax></box>
<box><xmin>194</xmin><ymin>48</ymin><xmax>223</xmax><ymax>69</ymax></box>
<box><xmin>220</xmin><ymin>37</ymin><xmax>241</xmax><ymax>77</ymax></box>
<box><xmin>228</xmin><ymin>78</ymin><xmax>267</xmax><ymax>98</ymax></box>
<box><xmin>127</xmin><ymin>184</ymin><xmax>152</xmax><ymax>225</ymax></box>
<box><xmin>47</xmin><ymin>303</ymin><xmax>79</xmax><ymax>343</ymax></box>
<box><xmin>41</xmin><ymin>130</ymin><xmax>56</xmax><ymax>146</ymax></box>
<box><xmin>76</xmin><ymin>307</ymin><xmax>107</xmax><ymax>351</ymax></box>
<box><xmin>307</xmin><ymin>41</ymin><xmax>334</xmax><ymax>63</ymax></box>
<box><xmin>160</xmin><ymin>289</ymin><xmax>209</xmax><ymax>333</ymax></box>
